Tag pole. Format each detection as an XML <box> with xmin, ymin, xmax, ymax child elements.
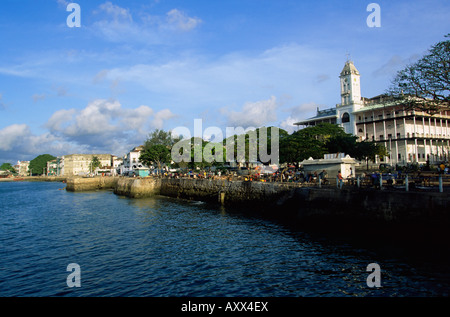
<box><xmin>405</xmin><ymin>174</ymin><xmax>409</xmax><ymax>192</ymax></box>
<box><xmin>439</xmin><ymin>174</ymin><xmax>443</xmax><ymax>193</ymax></box>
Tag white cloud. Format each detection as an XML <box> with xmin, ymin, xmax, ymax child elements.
<box><xmin>43</xmin><ymin>99</ymin><xmax>176</xmax><ymax>156</ymax></box>
<box><xmin>152</xmin><ymin>109</ymin><xmax>177</xmax><ymax>129</ymax></box>
<box><xmin>0</xmin><ymin>123</ymin><xmax>79</xmax><ymax>163</ymax></box>
<box><xmin>0</xmin><ymin>124</ymin><xmax>30</xmax><ymax>151</ymax></box>
<box><xmin>90</xmin><ymin>3</ymin><xmax>201</xmax><ymax>44</ymax></box>
<box><xmin>372</xmin><ymin>54</ymin><xmax>421</xmax><ymax>78</ymax></box>
<box><xmin>32</xmin><ymin>94</ymin><xmax>46</xmax><ymax>103</ymax></box>
<box><xmin>166</xmin><ymin>9</ymin><xmax>202</xmax><ymax>32</ymax></box>
<box><xmin>103</xmin><ymin>43</ymin><xmax>338</xmax><ymax>107</ymax></box>
<box><xmin>97</xmin><ymin>1</ymin><xmax>133</xmax><ymax>22</ymax></box>
<box><xmin>222</xmin><ymin>96</ymin><xmax>278</xmax><ymax>128</ymax></box>
<box><xmin>279</xmin><ymin>102</ymin><xmax>323</xmax><ymax>134</ymax></box>
<box><xmin>0</xmin><ymin>93</ymin><xmax>5</xmax><ymax>110</ymax></box>
<box><xmin>1</xmin><ymin>99</ymin><xmax>179</xmax><ymax>162</ymax></box>
<box><xmin>56</xmin><ymin>0</ymin><xmax>70</xmax><ymax>8</ymax></box>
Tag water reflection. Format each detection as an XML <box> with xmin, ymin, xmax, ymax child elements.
<box><xmin>0</xmin><ymin>182</ymin><xmax>449</xmax><ymax>297</ymax></box>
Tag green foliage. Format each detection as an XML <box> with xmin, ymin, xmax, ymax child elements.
<box><xmin>0</xmin><ymin>163</ymin><xmax>15</xmax><ymax>173</ymax></box>
<box><xmin>388</xmin><ymin>34</ymin><xmax>450</xmax><ymax>113</ymax></box>
<box><xmin>140</xmin><ymin>144</ymin><xmax>171</xmax><ymax>173</ymax></box>
<box><xmin>29</xmin><ymin>154</ymin><xmax>56</xmax><ymax>175</ymax></box>
<box><xmin>142</xmin><ymin>125</ymin><xmax>388</xmax><ymax>171</ymax></box>
<box><xmin>280</xmin><ymin>123</ymin><xmax>348</xmax><ymax>164</ymax></box>
<box><xmin>90</xmin><ymin>156</ymin><xmax>102</xmax><ymax>173</ymax></box>
<box><xmin>279</xmin><ymin>122</ymin><xmax>387</xmax><ymax>165</ymax></box>
<box><xmin>145</xmin><ymin>129</ymin><xmax>180</xmax><ymax>148</ymax></box>
<box><xmin>222</xmin><ymin>127</ymin><xmax>287</xmax><ymax>165</ymax></box>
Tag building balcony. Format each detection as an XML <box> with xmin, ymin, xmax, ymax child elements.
<box><xmin>359</xmin><ymin>134</ymin><xmax>450</xmax><ymax>142</ymax></box>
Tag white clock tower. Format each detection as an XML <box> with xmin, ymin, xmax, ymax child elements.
<box><xmin>336</xmin><ymin>60</ymin><xmax>364</xmax><ymax>135</ymax></box>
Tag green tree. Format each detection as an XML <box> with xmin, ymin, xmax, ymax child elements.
<box><xmin>354</xmin><ymin>141</ymin><xmax>388</xmax><ymax>170</ymax></box>
<box><xmin>0</xmin><ymin>163</ymin><xmax>15</xmax><ymax>173</ymax></box>
<box><xmin>90</xmin><ymin>156</ymin><xmax>102</xmax><ymax>174</ymax></box>
<box><xmin>145</xmin><ymin>129</ymin><xmax>180</xmax><ymax>148</ymax></box>
<box><xmin>279</xmin><ymin>123</ymin><xmax>388</xmax><ymax>168</ymax></box>
<box><xmin>387</xmin><ymin>34</ymin><xmax>450</xmax><ymax>114</ymax></box>
<box><xmin>29</xmin><ymin>154</ymin><xmax>56</xmax><ymax>175</ymax></box>
<box><xmin>139</xmin><ymin>129</ymin><xmax>183</xmax><ymax>174</ymax></box>
<box><xmin>280</xmin><ymin>123</ymin><xmax>348</xmax><ymax>165</ymax></box>
<box><xmin>223</xmin><ymin>127</ymin><xmax>286</xmax><ymax>166</ymax></box>
<box><xmin>140</xmin><ymin>144</ymin><xmax>171</xmax><ymax>174</ymax></box>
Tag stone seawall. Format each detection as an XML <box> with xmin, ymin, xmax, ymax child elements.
<box><xmin>66</xmin><ymin>177</ymin><xmax>450</xmax><ymax>228</ymax></box>
<box><xmin>113</xmin><ymin>177</ymin><xmax>161</xmax><ymax>198</ymax></box>
<box><xmin>65</xmin><ymin>177</ymin><xmax>119</xmax><ymax>192</ymax></box>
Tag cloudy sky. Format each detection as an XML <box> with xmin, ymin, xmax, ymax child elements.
<box><xmin>0</xmin><ymin>0</ymin><xmax>449</xmax><ymax>163</ymax></box>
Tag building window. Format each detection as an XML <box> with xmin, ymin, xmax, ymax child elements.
<box><xmin>342</xmin><ymin>112</ymin><xmax>350</xmax><ymax>123</ymax></box>
<box><xmin>358</xmin><ymin>128</ymin><xmax>363</xmax><ymax>133</ymax></box>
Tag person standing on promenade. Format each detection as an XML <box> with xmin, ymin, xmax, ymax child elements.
<box><xmin>337</xmin><ymin>171</ymin><xmax>344</xmax><ymax>189</ymax></box>
<box><xmin>348</xmin><ymin>167</ymin><xmax>354</xmax><ymax>185</ymax></box>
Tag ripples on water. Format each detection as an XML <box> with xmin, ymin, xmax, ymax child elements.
<box><xmin>0</xmin><ymin>181</ymin><xmax>448</xmax><ymax>297</ymax></box>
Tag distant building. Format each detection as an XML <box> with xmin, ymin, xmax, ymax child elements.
<box><xmin>58</xmin><ymin>154</ymin><xmax>112</xmax><ymax>176</ymax></box>
<box><xmin>295</xmin><ymin>60</ymin><xmax>450</xmax><ymax>165</ymax></box>
<box><xmin>46</xmin><ymin>159</ymin><xmax>58</xmax><ymax>176</ymax></box>
<box><xmin>121</xmin><ymin>145</ymin><xmax>148</xmax><ymax>175</ymax></box>
<box><xmin>15</xmin><ymin>161</ymin><xmax>30</xmax><ymax>176</ymax></box>
<box><xmin>300</xmin><ymin>154</ymin><xmax>357</xmax><ymax>179</ymax></box>
<box><xmin>111</xmin><ymin>156</ymin><xmax>123</xmax><ymax>176</ymax></box>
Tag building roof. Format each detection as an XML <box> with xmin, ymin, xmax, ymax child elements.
<box><xmin>294</xmin><ymin>108</ymin><xmax>337</xmax><ymax>125</ymax></box>
<box><xmin>352</xmin><ymin>100</ymin><xmax>402</xmax><ymax>114</ymax></box>
<box><xmin>340</xmin><ymin>61</ymin><xmax>360</xmax><ymax>76</ymax></box>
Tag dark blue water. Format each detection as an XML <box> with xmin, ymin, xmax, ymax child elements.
<box><xmin>0</xmin><ymin>181</ymin><xmax>448</xmax><ymax>297</ymax></box>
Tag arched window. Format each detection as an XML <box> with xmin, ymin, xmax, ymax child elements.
<box><xmin>342</xmin><ymin>112</ymin><xmax>350</xmax><ymax>123</ymax></box>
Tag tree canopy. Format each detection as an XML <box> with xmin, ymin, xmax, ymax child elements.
<box><xmin>140</xmin><ymin>144</ymin><xmax>171</xmax><ymax>173</ymax></box>
<box><xmin>141</xmin><ymin>125</ymin><xmax>387</xmax><ymax>172</ymax></box>
<box><xmin>387</xmin><ymin>34</ymin><xmax>450</xmax><ymax>113</ymax></box>
<box><xmin>279</xmin><ymin>123</ymin><xmax>387</xmax><ymax>167</ymax></box>
<box><xmin>145</xmin><ymin>129</ymin><xmax>180</xmax><ymax>148</ymax></box>
<box><xmin>0</xmin><ymin>163</ymin><xmax>15</xmax><ymax>173</ymax></box>
<box><xmin>222</xmin><ymin>127</ymin><xmax>286</xmax><ymax>166</ymax></box>
<box><xmin>29</xmin><ymin>154</ymin><xmax>56</xmax><ymax>175</ymax></box>
<box><xmin>90</xmin><ymin>156</ymin><xmax>102</xmax><ymax>174</ymax></box>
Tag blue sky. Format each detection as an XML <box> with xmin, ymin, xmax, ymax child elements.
<box><xmin>0</xmin><ymin>0</ymin><xmax>449</xmax><ymax>163</ymax></box>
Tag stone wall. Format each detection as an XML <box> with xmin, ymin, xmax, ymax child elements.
<box><xmin>113</xmin><ymin>177</ymin><xmax>161</xmax><ymax>198</ymax></box>
<box><xmin>65</xmin><ymin>177</ymin><xmax>450</xmax><ymax>228</ymax></box>
<box><xmin>65</xmin><ymin>176</ymin><xmax>118</xmax><ymax>192</ymax></box>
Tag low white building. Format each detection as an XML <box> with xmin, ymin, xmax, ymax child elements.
<box><xmin>300</xmin><ymin>153</ymin><xmax>357</xmax><ymax>179</ymax></box>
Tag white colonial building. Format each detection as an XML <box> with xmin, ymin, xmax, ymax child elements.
<box><xmin>120</xmin><ymin>145</ymin><xmax>149</xmax><ymax>175</ymax></box>
<box><xmin>295</xmin><ymin>60</ymin><xmax>450</xmax><ymax>166</ymax></box>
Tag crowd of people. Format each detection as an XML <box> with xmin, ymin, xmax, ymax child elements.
<box><xmin>125</xmin><ymin>161</ymin><xmax>449</xmax><ymax>190</ymax></box>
